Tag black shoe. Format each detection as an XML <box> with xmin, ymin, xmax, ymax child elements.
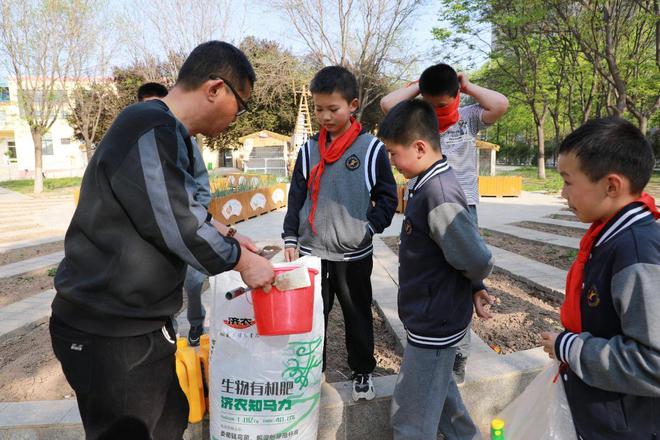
<box><xmin>352</xmin><ymin>373</ymin><xmax>375</xmax><ymax>401</ymax></box>
<box><xmin>188</xmin><ymin>325</ymin><xmax>204</xmax><ymax>346</ymax></box>
<box><xmin>453</xmin><ymin>353</ymin><xmax>467</xmax><ymax>384</ymax></box>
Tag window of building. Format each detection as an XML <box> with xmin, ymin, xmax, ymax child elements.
<box><xmin>42</xmin><ymin>138</ymin><xmax>54</xmax><ymax>155</ymax></box>
<box><xmin>0</xmin><ymin>87</ymin><xmax>9</xmax><ymax>102</ymax></box>
<box><xmin>7</xmin><ymin>141</ymin><xmax>16</xmax><ymax>159</ymax></box>
<box><xmin>60</xmin><ymin>137</ymin><xmax>71</xmax><ymax>145</ymax></box>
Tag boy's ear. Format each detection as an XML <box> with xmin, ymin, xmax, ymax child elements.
<box><xmin>604</xmin><ymin>173</ymin><xmax>626</xmax><ymax>198</ymax></box>
<box><xmin>349</xmin><ymin>98</ymin><xmax>359</xmax><ymax>113</ymax></box>
<box><xmin>414</xmin><ymin>140</ymin><xmax>427</xmax><ymax>158</ymax></box>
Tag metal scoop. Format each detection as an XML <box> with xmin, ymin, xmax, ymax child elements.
<box><xmin>225</xmin><ymin>266</ymin><xmax>311</xmax><ymax>300</ymax></box>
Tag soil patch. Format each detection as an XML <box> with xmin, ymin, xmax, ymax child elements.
<box><xmin>0</xmin><ymin>240</ymin><xmax>64</xmax><ymax>266</ymax></box>
<box><xmin>548</xmin><ymin>213</ymin><xmax>579</xmax><ymax>222</ymax></box>
<box><xmin>481</xmin><ymin>229</ymin><xmax>576</xmax><ymax>270</ymax></box>
<box><xmin>475</xmin><ymin>272</ymin><xmax>563</xmax><ymax>353</ymax></box>
<box><xmin>0</xmin><ymin>266</ymin><xmax>56</xmax><ymax>307</ymax></box>
<box><xmin>512</xmin><ymin>221</ymin><xmax>585</xmax><ymax>238</ymax></box>
<box><xmin>380</xmin><ymin>236</ymin><xmax>564</xmax><ymax>354</ymax></box>
<box><xmin>325</xmin><ymin>304</ymin><xmax>401</xmax><ymax>382</ymax></box>
<box><xmin>0</xmin><ymin>318</ymin><xmax>74</xmax><ymax>401</ymax></box>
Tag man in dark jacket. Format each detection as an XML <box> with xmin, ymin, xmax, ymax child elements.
<box><xmin>50</xmin><ymin>41</ymin><xmax>274</xmax><ymax>439</ymax></box>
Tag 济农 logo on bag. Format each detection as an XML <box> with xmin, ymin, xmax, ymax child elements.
<box><xmin>224</xmin><ymin>317</ymin><xmax>256</xmax><ymax>329</ymax></box>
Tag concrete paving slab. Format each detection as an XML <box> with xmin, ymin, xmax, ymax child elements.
<box><xmin>0</xmin><ymin>252</ymin><xmax>64</xmax><ymax>278</ymax></box>
<box><xmin>489</xmin><ymin>245</ymin><xmax>566</xmax><ymax>294</ymax></box>
<box><xmin>528</xmin><ymin>217</ymin><xmax>588</xmax><ymax>230</ymax></box>
<box><xmin>486</xmin><ymin>224</ymin><xmax>579</xmax><ymax>249</ymax></box>
<box><xmin>0</xmin><ymin>236</ymin><xmax>65</xmax><ymax>254</ymax></box>
<box><xmin>0</xmin><ymin>290</ymin><xmax>55</xmax><ymax>337</ymax></box>
<box><xmin>0</xmin><ymin>401</ymin><xmax>73</xmax><ymax>427</ymax></box>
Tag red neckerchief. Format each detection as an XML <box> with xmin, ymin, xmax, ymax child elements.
<box><xmin>560</xmin><ymin>193</ymin><xmax>660</xmax><ymax>332</ymax></box>
<box><xmin>435</xmin><ymin>94</ymin><xmax>460</xmax><ymax>133</ymax></box>
<box><xmin>307</xmin><ymin>117</ymin><xmax>362</xmax><ymax>234</ymax></box>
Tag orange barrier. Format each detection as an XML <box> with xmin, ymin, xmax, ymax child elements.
<box><xmin>478</xmin><ymin>176</ymin><xmax>522</xmax><ymax>197</ymax></box>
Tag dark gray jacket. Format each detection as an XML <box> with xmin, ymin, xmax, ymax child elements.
<box><xmin>398</xmin><ymin>158</ymin><xmax>493</xmax><ymax>349</ymax></box>
<box><xmin>282</xmin><ymin>131</ymin><xmax>397</xmax><ymax>261</ymax></box>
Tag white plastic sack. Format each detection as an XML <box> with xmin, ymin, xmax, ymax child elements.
<box><xmin>209</xmin><ymin>256</ymin><xmax>324</xmax><ymax>440</ymax></box>
<box><xmin>496</xmin><ymin>360</ymin><xmax>577</xmax><ymax>440</ymax></box>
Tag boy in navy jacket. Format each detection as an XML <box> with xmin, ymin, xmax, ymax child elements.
<box><xmin>541</xmin><ymin>117</ymin><xmax>660</xmax><ymax>440</ymax></box>
<box><xmin>380</xmin><ymin>100</ymin><xmax>493</xmax><ymax>439</ymax></box>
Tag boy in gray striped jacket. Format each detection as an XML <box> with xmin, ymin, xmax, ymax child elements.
<box><xmin>282</xmin><ymin>66</ymin><xmax>398</xmax><ymax>401</ymax></box>
<box><xmin>380</xmin><ymin>100</ymin><xmax>494</xmax><ymax>440</ymax></box>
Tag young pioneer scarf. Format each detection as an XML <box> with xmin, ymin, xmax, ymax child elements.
<box><xmin>560</xmin><ymin>193</ymin><xmax>660</xmax><ymax>332</ymax></box>
<box><xmin>307</xmin><ymin>117</ymin><xmax>362</xmax><ymax>234</ymax></box>
<box><xmin>435</xmin><ymin>94</ymin><xmax>460</xmax><ymax>133</ymax></box>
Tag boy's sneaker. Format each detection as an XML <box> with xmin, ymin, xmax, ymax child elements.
<box><xmin>453</xmin><ymin>353</ymin><xmax>467</xmax><ymax>384</ymax></box>
<box><xmin>352</xmin><ymin>373</ymin><xmax>375</xmax><ymax>401</ymax></box>
<box><xmin>188</xmin><ymin>325</ymin><xmax>204</xmax><ymax>346</ymax></box>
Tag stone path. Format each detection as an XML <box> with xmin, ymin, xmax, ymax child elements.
<box><xmin>0</xmin><ymin>289</ymin><xmax>56</xmax><ymax>337</ymax></box>
<box><xmin>0</xmin><ymin>252</ymin><xmax>64</xmax><ymax>278</ymax></box>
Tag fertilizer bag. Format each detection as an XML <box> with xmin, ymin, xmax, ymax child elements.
<box><xmin>209</xmin><ymin>256</ymin><xmax>324</xmax><ymax>440</ymax></box>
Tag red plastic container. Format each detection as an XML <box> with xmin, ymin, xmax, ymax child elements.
<box><xmin>252</xmin><ymin>266</ymin><xmax>318</xmax><ymax>336</ymax></box>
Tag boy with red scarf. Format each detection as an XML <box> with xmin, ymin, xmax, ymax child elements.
<box><xmin>540</xmin><ymin>117</ymin><xmax>660</xmax><ymax>440</ymax></box>
<box><xmin>381</xmin><ymin>64</ymin><xmax>508</xmax><ymax>384</ymax></box>
<box><xmin>282</xmin><ymin>66</ymin><xmax>398</xmax><ymax>401</ymax></box>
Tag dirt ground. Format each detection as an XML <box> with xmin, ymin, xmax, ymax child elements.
<box><xmin>475</xmin><ymin>272</ymin><xmax>563</xmax><ymax>353</ymax></box>
<box><xmin>513</xmin><ymin>220</ymin><xmax>585</xmax><ymax>238</ymax></box>
<box><xmin>548</xmin><ymin>213</ymin><xmax>579</xmax><ymax>222</ymax></box>
<box><xmin>325</xmin><ymin>304</ymin><xmax>401</xmax><ymax>383</ymax></box>
<box><xmin>0</xmin><ymin>241</ymin><xmax>64</xmax><ymax>266</ymax></box>
<box><xmin>481</xmin><ymin>229</ymin><xmax>576</xmax><ymax>270</ymax></box>
<box><xmin>0</xmin><ymin>266</ymin><xmax>57</xmax><ymax>307</ymax></box>
<box><xmin>380</xmin><ymin>235</ymin><xmax>564</xmax><ymax>354</ymax></box>
<box><xmin>0</xmin><ymin>318</ymin><xmax>74</xmax><ymax>401</ymax></box>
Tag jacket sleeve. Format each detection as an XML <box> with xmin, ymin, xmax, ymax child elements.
<box><xmin>111</xmin><ymin>124</ymin><xmax>240</xmax><ymax>276</ymax></box>
<box><xmin>427</xmin><ymin>202</ymin><xmax>493</xmax><ymax>283</ymax></box>
<box><xmin>282</xmin><ymin>144</ymin><xmax>308</xmax><ymax>248</ymax></box>
<box><xmin>367</xmin><ymin>144</ymin><xmax>398</xmax><ymax>234</ymax></box>
<box><xmin>190</xmin><ymin>137</ymin><xmax>212</xmax><ymax>210</ymax></box>
<box><xmin>555</xmin><ymin>262</ymin><xmax>660</xmax><ymax>397</ymax></box>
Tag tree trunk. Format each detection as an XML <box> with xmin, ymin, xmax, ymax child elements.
<box><xmin>85</xmin><ymin>140</ymin><xmax>94</xmax><ymax>161</ymax></box>
<box><xmin>31</xmin><ymin>130</ymin><xmax>44</xmax><ymax>194</ymax></box>
<box><xmin>639</xmin><ymin>116</ymin><xmax>648</xmax><ymax>136</ymax></box>
<box><xmin>536</xmin><ymin>122</ymin><xmax>546</xmax><ymax>180</ymax></box>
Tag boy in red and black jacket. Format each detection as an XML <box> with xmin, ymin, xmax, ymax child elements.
<box><xmin>541</xmin><ymin>117</ymin><xmax>660</xmax><ymax>440</ymax></box>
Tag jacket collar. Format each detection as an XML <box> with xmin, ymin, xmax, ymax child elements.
<box><xmin>410</xmin><ymin>156</ymin><xmax>450</xmax><ymax>194</ymax></box>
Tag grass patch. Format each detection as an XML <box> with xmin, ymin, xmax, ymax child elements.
<box><xmin>499</xmin><ymin>167</ymin><xmax>563</xmax><ymax>193</ymax></box>
<box><xmin>0</xmin><ymin>177</ymin><xmax>82</xmax><ymax>194</ymax></box>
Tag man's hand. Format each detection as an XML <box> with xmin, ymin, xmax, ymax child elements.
<box><xmin>457</xmin><ymin>72</ymin><xmax>471</xmax><ymax>93</ymax></box>
<box><xmin>234</xmin><ymin>232</ymin><xmax>258</xmax><ymax>253</ymax></box>
<box><xmin>540</xmin><ymin>332</ymin><xmax>559</xmax><ymax>359</ymax></box>
<box><xmin>234</xmin><ymin>247</ymin><xmax>275</xmax><ymax>289</ymax></box>
<box><xmin>284</xmin><ymin>247</ymin><xmax>299</xmax><ymax>262</ymax></box>
<box><xmin>473</xmin><ymin>289</ymin><xmax>495</xmax><ymax>319</ymax></box>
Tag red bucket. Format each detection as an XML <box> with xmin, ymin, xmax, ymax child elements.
<box><xmin>252</xmin><ymin>266</ymin><xmax>318</xmax><ymax>336</ymax></box>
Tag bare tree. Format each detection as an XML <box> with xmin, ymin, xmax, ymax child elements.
<box><xmin>278</xmin><ymin>0</ymin><xmax>423</xmax><ymax>119</ymax></box>
<box><xmin>0</xmin><ymin>0</ymin><xmax>94</xmax><ymax>193</ymax></box>
<box><xmin>121</xmin><ymin>0</ymin><xmax>237</xmax><ymax>83</ymax></box>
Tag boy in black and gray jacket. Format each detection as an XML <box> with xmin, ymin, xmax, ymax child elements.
<box><xmin>380</xmin><ymin>100</ymin><xmax>493</xmax><ymax>440</ymax></box>
<box><xmin>541</xmin><ymin>117</ymin><xmax>660</xmax><ymax>440</ymax></box>
<box><xmin>282</xmin><ymin>66</ymin><xmax>398</xmax><ymax>401</ymax></box>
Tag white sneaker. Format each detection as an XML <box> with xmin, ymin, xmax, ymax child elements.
<box><xmin>352</xmin><ymin>373</ymin><xmax>375</xmax><ymax>401</ymax></box>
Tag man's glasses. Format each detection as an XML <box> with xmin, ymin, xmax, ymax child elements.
<box><xmin>209</xmin><ymin>75</ymin><xmax>248</xmax><ymax>116</ymax></box>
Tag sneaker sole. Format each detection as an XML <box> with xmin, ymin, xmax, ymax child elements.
<box><xmin>352</xmin><ymin>389</ymin><xmax>375</xmax><ymax>401</ymax></box>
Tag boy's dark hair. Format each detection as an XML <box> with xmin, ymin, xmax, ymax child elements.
<box><xmin>136</xmin><ymin>82</ymin><xmax>168</xmax><ymax>102</ymax></box>
<box><xmin>559</xmin><ymin>117</ymin><xmax>654</xmax><ymax>194</ymax></box>
<box><xmin>419</xmin><ymin>64</ymin><xmax>459</xmax><ymax>98</ymax></box>
<box><xmin>309</xmin><ymin>65</ymin><xmax>358</xmax><ymax>103</ymax></box>
<box><xmin>378</xmin><ymin>100</ymin><xmax>441</xmax><ymax>151</ymax></box>
<box><xmin>176</xmin><ymin>41</ymin><xmax>256</xmax><ymax>93</ymax></box>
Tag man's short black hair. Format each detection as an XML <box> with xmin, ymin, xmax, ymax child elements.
<box><xmin>378</xmin><ymin>100</ymin><xmax>441</xmax><ymax>151</ymax></box>
<box><xmin>310</xmin><ymin>65</ymin><xmax>358</xmax><ymax>103</ymax></box>
<box><xmin>559</xmin><ymin>117</ymin><xmax>654</xmax><ymax>194</ymax></box>
<box><xmin>136</xmin><ymin>82</ymin><xmax>168</xmax><ymax>102</ymax></box>
<box><xmin>419</xmin><ymin>64</ymin><xmax>459</xmax><ymax>98</ymax></box>
<box><xmin>176</xmin><ymin>41</ymin><xmax>256</xmax><ymax>93</ymax></box>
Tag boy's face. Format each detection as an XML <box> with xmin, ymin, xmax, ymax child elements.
<box><xmin>313</xmin><ymin>92</ymin><xmax>359</xmax><ymax>137</ymax></box>
<box><xmin>558</xmin><ymin>152</ymin><xmax>611</xmax><ymax>223</ymax></box>
<box><xmin>385</xmin><ymin>141</ymin><xmax>424</xmax><ymax>179</ymax></box>
<box><xmin>421</xmin><ymin>93</ymin><xmax>455</xmax><ymax>109</ymax></box>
